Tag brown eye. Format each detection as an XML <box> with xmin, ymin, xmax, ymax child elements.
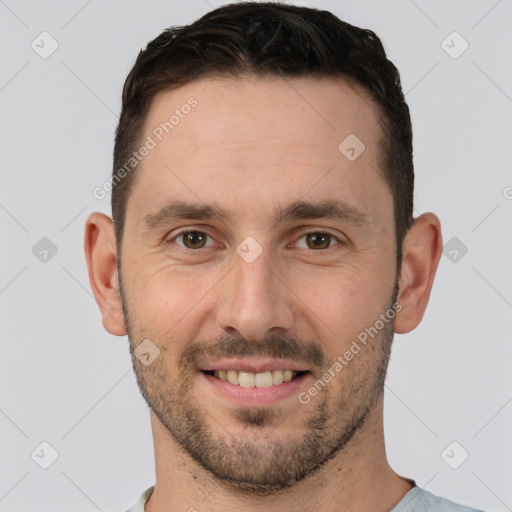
<box><xmin>180</xmin><ymin>231</ymin><xmax>208</xmax><ymax>249</ymax></box>
<box><xmin>305</xmin><ymin>232</ymin><xmax>333</xmax><ymax>250</ymax></box>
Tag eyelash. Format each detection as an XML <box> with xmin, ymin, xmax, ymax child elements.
<box><xmin>165</xmin><ymin>229</ymin><xmax>344</xmax><ymax>252</ymax></box>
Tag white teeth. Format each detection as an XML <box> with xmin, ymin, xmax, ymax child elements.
<box><xmin>272</xmin><ymin>369</ymin><xmax>284</xmax><ymax>385</ymax></box>
<box><xmin>255</xmin><ymin>371</ymin><xmax>273</xmax><ymax>388</ymax></box>
<box><xmin>283</xmin><ymin>370</ymin><xmax>293</xmax><ymax>382</ymax></box>
<box><xmin>210</xmin><ymin>369</ymin><xmax>300</xmax><ymax>387</ymax></box>
<box><xmin>227</xmin><ymin>370</ymin><xmax>239</xmax><ymax>385</ymax></box>
<box><xmin>238</xmin><ymin>371</ymin><xmax>255</xmax><ymax>388</ymax></box>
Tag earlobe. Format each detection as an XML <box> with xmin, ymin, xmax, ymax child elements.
<box><xmin>84</xmin><ymin>212</ymin><xmax>127</xmax><ymax>336</ymax></box>
<box><xmin>394</xmin><ymin>213</ymin><xmax>443</xmax><ymax>334</ymax></box>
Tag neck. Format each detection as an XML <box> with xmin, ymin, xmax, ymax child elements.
<box><xmin>145</xmin><ymin>396</ymin><xmax>412</xmax><ymax>512</ymax></box>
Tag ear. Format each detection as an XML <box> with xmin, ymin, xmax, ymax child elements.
<box><xmin>84</xmin><ymin>212</ymin><xmax>127</xmax><ymax>336</ymax></box>
<box><xmin>394</xmin><ymin>212</ymin><xmax>443</xmax><ymax>334</ymax></box>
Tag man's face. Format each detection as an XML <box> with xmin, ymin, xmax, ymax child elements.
<box><xmin>119</xmin><ymin>76</ymin><xmax>398</xmax><ymax>492</ymax></box>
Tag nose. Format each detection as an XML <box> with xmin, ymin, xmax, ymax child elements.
<box><xmin>215</xmin><ymin>246</ymin><xmax>294</xmax><ymax>342</ymax></box>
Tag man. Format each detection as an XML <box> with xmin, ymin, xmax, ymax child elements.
<box><xmin>84</xmin><ymin>2</ymin><xmax>483</xmax><ymax>511</ymax></box>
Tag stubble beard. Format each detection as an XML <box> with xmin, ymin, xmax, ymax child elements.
<box><xmin>119</xmin><ymin>273</ymin><xmax>396</xmax><ymax>496</ymax></box>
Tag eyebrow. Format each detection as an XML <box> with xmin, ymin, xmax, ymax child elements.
<box><xmin>141</xmin><ymin>199</ymin><xmax>371</xmax><ymax>231</ymax></box>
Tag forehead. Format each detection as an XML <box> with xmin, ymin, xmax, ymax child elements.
<box><xmin>143</xmin><ymin>74</ymin><xmax>381</xmax><ymax>154</ymax></box>
<box><xmin>127</xmin><ymin>75</ymin><xmax>390</xmax><ymax>229</ymax></box>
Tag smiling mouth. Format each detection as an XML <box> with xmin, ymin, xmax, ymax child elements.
<box><xmin>202</xmin><ymin>369</ymin><xmax>309</xmax><ymax>388</ymax></box>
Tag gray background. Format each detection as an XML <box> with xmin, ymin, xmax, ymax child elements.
<box><xmin>1</xmin><ymin>0</ymin><xmax>511</xmax><ymax>510</ymax></box>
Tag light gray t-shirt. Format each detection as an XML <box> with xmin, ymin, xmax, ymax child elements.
<box><xmin>124</xmin><ymin>485</ymin><xmax>484</xmax><ymax>512</ymax></box>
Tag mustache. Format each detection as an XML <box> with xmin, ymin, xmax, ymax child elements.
<box><xmin>178</xmin><ymin>332</ymin><xmax>328</xmax><ymax>371</ymax></box>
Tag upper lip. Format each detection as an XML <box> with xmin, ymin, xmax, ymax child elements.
<box><xmin>200</xmin><ymin>357</ymin><xmax>309</xmax><ymax>373</ymax></box>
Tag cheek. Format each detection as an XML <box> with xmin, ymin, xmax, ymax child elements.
<box><xmin>127</xmin><ymin>267</ymin><xmax>218</xmax><ymax>338</ymax></box>
<box><xmin>293</xmin><ymin>262</ymin><xmax>395</xmax><ymax>342</ymax></box>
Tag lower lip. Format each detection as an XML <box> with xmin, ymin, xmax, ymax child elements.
<box><xmin>200</xmin><ymin>371</ymin><xmax>310</xmax><ymax>406</ymax></box>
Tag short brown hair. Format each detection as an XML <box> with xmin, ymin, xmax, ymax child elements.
<box><xmin>112</xmin><ymin>1</ymin><xmax>414</xmax><ymax>267</ymax></box>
